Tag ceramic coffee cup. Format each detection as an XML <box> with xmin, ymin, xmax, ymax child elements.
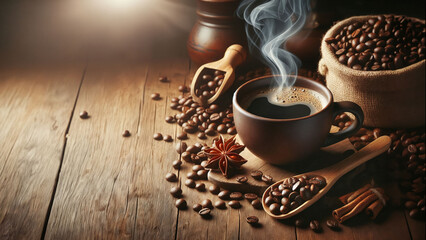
<box><xmin>232</xmin><ymin>75</ymin><xmax>364</xmax><ymax>165</ymax></box>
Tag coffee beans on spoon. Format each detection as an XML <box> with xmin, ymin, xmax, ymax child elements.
<box><xmin>326</xmin><ymin>15</ymin><xmax>425</xmax><ymax>71</ymax></box>
<box><xmin>264</xmin><ymin>175</ymin><xmax>327</xmax><ymax>215</ymax></box>
<box><xmin>194</xmin><ymin>70</ymin><xmax>225</xmax><ymax>103</ymax></box>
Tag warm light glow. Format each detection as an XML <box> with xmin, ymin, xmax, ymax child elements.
<box><xmin>101</xmin><ymin>0</ymin><xmax>145</xmax><ymax>11</ymax></box>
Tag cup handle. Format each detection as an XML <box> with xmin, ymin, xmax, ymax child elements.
<box><xmin>323</xmin><ymin>101</ymin><xmax>364</xmax><ymax>146</ymax></box>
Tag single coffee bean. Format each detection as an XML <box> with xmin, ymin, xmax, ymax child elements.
<box><xmin>192</xmin><ymin>165</ymin><xmax>204</xmax><ymax>172</ymax></box>
<box><xmin>326</xmin><ymin>219</ymin><xmax>340</xmax><ymax>230</ymax></box>
<box><xmin>158</xmin><ymin>76</ymin><xmax>168</xmax><ymax>82</ymax></box>
<box><xmin>170</xmin><ymin>186</ymin><xmax>182</xmax><ymax>198</ymax></box>
<box><xmin>269</xmin><ymin>203</ymin><xmax>281</xmax><ymax>215</ymax></box>
<box><xmin>176</xmin><ymin>132</ymin><xmax>188</xmax><ymax>140</ymax></box>
<box><xmin>181</xmin><ymin>151</ymin><xmax>191</xmax><ymax>162</ymax></box>
<box><xmin>185</xmin><ymin>179</ymin><xmax>196</xmax><ymax>188</ymax></box>
<box><xmin>251</xmin><ymin>170</ymin><xmax>263</xmax><ymax>180</ymax></box>
<box><xmin>175</xmin><ymin>142</ymin><xmax>187</xmax><ymax>154</ymax></box>
<box><xmin>309</xmin><ymin>220</ymin><xmax>322</xmax><ymax>232</ymax></box>
<box><xmin>246</xmin><ymin>216</ymin><xmax>259</xmax><ymax>225</ymax></box>
<box><xmin>205</xmin><ymin>128</ymin><xmax>216</xmax><ymax>136</ymax></box>
<box><xmin>244</xmin><ymin>193</ymin><xmax>258</xmax><ymax>201</ymax></box>
<box><xmin>175</xmin><ymin>199</ymin><xmax>187</xmax><ymax>210</ymax></box>
<box><xmin>295</xmin><ymin>218</ymin><xmax>307</xmax><ymax>228</ymax></box>
<box><xmin>197</xmin><ymin>132</ymin><xmax>207</xmax><ymax>139</ymax></box>
<box><xmin>201</xmin><ymin>199</ymin><xmax>213</xmax><ymax>209</ymax></box>
<box><xmin>230</xmin><ymin>192</ymin><xmax>243</xmax><ymax>200</ymax></box>
<box><xmin>197</xmin><ymin>170</ymin><xmax>208</xmax><ymax>180</ymax></box>
<box><xmin>172</xmin><ymin>160</ymin><xmax>182</xmax><ymax>169</ymax></box>
<box><xmin>186</xmin><ymin>172</ymin><xmax>197</xmax><ymax>180</ymax></box>
<box><xmin>229</xmin><ymin>200</ymin><xmax>241</xmax><ymax>209</ymax></box>
<box><xmin>153</xmin><ymin>133</ymin><xmax>163</xmax><ymax>140</ymax></box>
<box><xmin>199</xmin><ymin>208</ymin><xmax>211</xmax><ymax>217</ymax></box>
<box><xmin>218</xmin><ymin>190</ymin><xmax>230</xmax><ymax>200</ymax></box>
<box><xmin>122</xmin><ymin>130</ymin><xmax>131</xmax><ymax>137</ymax></box>
<box><xmin>79</xmin><ymin>110</ymin><xmax>89</xmax><ymax>119</ymax></box>
<box><xmin>227</xmin><ymin>127</ymin><xmax>237</xmax><ymax>135</ymax></box>
<box><xmin>251</xmin><ymin>199</ymin><xmax>262</xmax><ymax>209</ymax></box>
<box><xmin>262</xmin><ymin>175</ymin><xmax>273</xmax><ymax>184</ymax></box>
<box><xmin>165</xmin><ymin>173</ymin><xmax>177</xmax><ymax>182</ymax></box>
<box><xmin>178</xmin><ymin>85</ymin><xmax>188</xmax><ymax>92</ymax></box>
<box><xmin>236</xmin><ymin>176</ymin><xmax>248</xmax><ymax>183</ymax></box>
<box><xmin>405</xmin><ymin>201</ymin><xmax>417</xmax><ymax>210</ymax></box>
<box><xmin>208</xmin><ymin>185</ymin><xmax>220</xmax><ymax>194</ymax></box>
<box><xmin>163</xmin><ymin>135</ymin><xmax>173</xmax><ymax>142</ymax></box>
<box><xmin>409</xmin><ymin>208</ymin><xmax>420</xmax><ymax>218</ymax></box>
<box><xmin>151</xmin><ymin>93</ymin><xmax>161</xmax><ymax>100</ymax></box>
<box><xmin>193</xmin><ymin>203</ymin><xmax>202</xmax><ymax>212</ymax></box>
<box><xmin>280</xmin><ymin>205</ymin><xmax>290</xmax><ymax>214</ymax></box>
<box><xmin>195</xmin><ymin>183</ymin><xmax>206</xmax><ymax>191</ymax></box>
<box><xmin>214</xmin><ymin>200</ymin><xmax>227</xmax><ymax>209</ymax></box>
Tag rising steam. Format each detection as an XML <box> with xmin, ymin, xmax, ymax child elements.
<box><xmin>237</xmin><ymin>0</ymin><xmax>310</xmax><ymax>89</ymax></box>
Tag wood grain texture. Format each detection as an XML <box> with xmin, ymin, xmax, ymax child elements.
<box><xmin>0</xmin><ymin>66</ymin><xmax>83</xmax><ymax>239</ymax></box>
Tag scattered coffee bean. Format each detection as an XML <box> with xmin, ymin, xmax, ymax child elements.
<box><xmin>201</xmin><ymin>199</ymin><xmax>213</xmax><ymax>209</ymax></box>
<box><xmin>175</xmin><ymin>142</ymin><xmax>187</xmax><ymax>154</ymax></box>
<box><xmin>175</xmin><ymin>199</ymin><xmax>187</xmax><ymax>210</ymax></box>
<box><xmin>295</xmin><ymin>218</ymin><xmax>307</xmax><ymax>228</ymax></box>
<box><xmin>79</xmin><ymin>111</ymin><xmax>89</xmax><ymax>119</ymax></box>
<box><xmin>172</xmin><ymin>160</ymin><xmax>182</xmax><ymax>169</ymax></box>
<box><xmin>186</xmin><ymin>172</ymin><xmax>197</xmax><ymax>180</ymax></box>
<box><xmin>209</xmin><ymin>185</ymin><xmax>220</xmax><ymax>194</ymax></box>
<box><xmin>165</xmin><ymin>173</ymin><xmax>177</xmax><ymax>182</ymax></box>
<box><xmin>229</xmin><ymin>200</ymin><xmax>241</xmax><ymax>209</ymax></box>
<box><xmin>177</xmin><ymin>132</ymin><xmax>188</xmax><ymax>140</ymax></box>
<box><xmin>262</xmin><ymin>174</ymin><xmax>273</xmax><ymax>184</ymax></box>
<box><xmin>195</xmin><ymin>183</ymin><xmax>206</xmax><ymax>191</ymax></box>
<box><xmin>193</xmin><ymin>203</ymin><xmax>202</xmax><ymax>212</ymax></box>
<box><xmin>170</xmin><ymin>186</ymin><xmax>182</xmax><ymax>198</ymax></box>
<box><xmin>309</xmin><ymin>220</ymin><xmax>322</xmax><ymax>233</ymax></box>
<box><xmin>246</xmin><ymin>216</ymin><xmax>259</xmax><ymax>225</ymax></box>
<box><xmin>244</xmin><ymin>193</ymin><xmax>258</xmax><ymax>201</ymax></box>
<box><xmin>192</xmin><ymin>165</ymin><xmax>204</xmax><ymax>172</ymax></box>
<box><xmin>198</xmin><ymin>208</ymin><xmax>211</xmax><ymax>217</ymax></box>
<box><xmin>158</xmin><ymin>76</ymin><xmax>168</xmax><ymax>82</ymax></box>
<box><xmin>185</xmin><ymin>179</ymin><xmax>196</xmax><ymax>188</ymax></box>
<box><xmin>251</xmin><ymin>199</ymin><xmax>262</xmax><ymax>209</ymax></box>
<box><xmin>151</xmin><ymin>93</ymin><xmax>161</xmax><ymax>100</ymax></box>
<box><xmin>165</xmin><ymin>116</ymin><xmax>175</xmax><ymax>123</ymax></box>
<box><xmin>214</xmin><ymin>200</ymin><xmax>227</xmax><ymax>209</ymax></box>
<box><xmin>236</xmin><ymin>176</ymin><xmax>248</xmax><ymax>183</ymax></box>
<box><xmin>218</xmin><ymin>190</ymin><xmax>231</xmax><ymax>200</ymax></box>
<box><xmin>153</xmin><ymin>133</ymin><xmax>163</xmax><ymax>141</ymax></box>
<box><xmin>230</xmin><ymin>192</ymin><xmax>243</xmax><ymax>200</ymax></box>
<box><xmin>181</xmin><ymin>151</ymin><xmax>192</xmax><ymax>162</ymax></box>
<box><xmin>197</xmin><ymin>170</ymin><xmax>208</xmax><ymax>180</ymax></box>
<box><xmin>326</xmin><ymin>219</ymin><xmax>340</xmax><ymax>231</ymax></box>
<box><xmin>251</xmin><ymin>170</ymin><xmax>263</xmax><ymax>180</ymax></box>
<box><xmin>197</xmin><ymin>132</ymin><xmax>207</xmax><ymax>139</ymax></box>
<box><xmin>163</xmin><ymin>135</ymin><xmax>173</xmax><ymax>142</ymax></box>
<box><xmin>122</xmin><ymin>130</ymin><xmax>131</xmax><ymax>137</ymax></box>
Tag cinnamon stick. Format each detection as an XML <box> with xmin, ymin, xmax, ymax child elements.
<box><xmin>346</xmin><ymin>184</ymin><xmax>371</xmax><ymax>203</ymax></box>
<box><xmin>334</xmin><ymin>193</ymin><xmax>379</xmax><ymax>223</ymax></box>
<box><xmin>365</xmin><ymin>199</ymin><xmax>384</xmax><ymax>219</ymax></box>
<box><xmin>333</xmin><ymin>190</ymin><xmax>374</xmax><ymax>218</ymax></box>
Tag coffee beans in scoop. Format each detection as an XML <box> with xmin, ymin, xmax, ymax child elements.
<box><xmin>194</xmin><ymin>70</ymin><xmax>225</xmax><ymax>103</ymax></box>
<box><xmin>326</xmin><ymin>15</ymin><xmax>425</xmax><ymax>71</ymax></box>
<box><xmin>264</xmin><ymin>175</ymin><xmax>327</xmax><ymax>215</ymax></box>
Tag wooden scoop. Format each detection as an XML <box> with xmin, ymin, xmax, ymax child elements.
<box><xmin>262</xmin><ymin>136</ymin><xmax>391</xmax><ymax>219</ymax></box>
<box><xmin>190</xmin><ymin>44</ymin><xmax>246</xmax><ymax>105</ymax></box>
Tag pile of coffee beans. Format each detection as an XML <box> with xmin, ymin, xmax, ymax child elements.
<box><xmin>334</xmin><ymin>114</ymin><xmax>425</xmax><ymax>219</ymax></box>
<box><xmin>194</xmin><ymin>70</ymin><xmax>226</xmax><ymax>102</ymax></box>
<box><xmin>264</xmin><ymin>175</ymin><xmax>327</xmax><ymax>215</ymax></box>
<box><xmin>168</xmin><ymin>96</ymin><xmax>236</xmax><ymax>137</ymax></box>
<box><xmin>326</xmin><ymin>15</ymin><xmax>425</xmax><ymax>71</ymax></box>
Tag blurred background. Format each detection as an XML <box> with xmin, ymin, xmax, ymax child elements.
<box><xmin>0</xmin><ymin>0</ymin><xmax>424</xmax><ymax>66</ymax></box>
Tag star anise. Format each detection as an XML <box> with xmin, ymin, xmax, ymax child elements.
<box><xmin>204</xmin><ymin>135</ymin><xmax>247</xmax><ymax>178</ymax></box>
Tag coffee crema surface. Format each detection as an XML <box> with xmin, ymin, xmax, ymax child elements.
<box><xmin>242</xmin><ymin>86</ymin><xmax>327</xmax><ymax>119</ymax></box>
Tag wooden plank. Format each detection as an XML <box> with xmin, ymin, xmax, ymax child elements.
<box><xmin>0</xmin><ymin>65</ymin><xmax>83</xmax><ymax>239</ymax></box>
<box><xmin>44</xmin><ymin>59</ymin><xmax>190</xmax><ymax>239</ymax></box>
<box><xmin>405</xmin><ymin>211</ymin><xmax>425</xmax><ymax>240</ymax></box>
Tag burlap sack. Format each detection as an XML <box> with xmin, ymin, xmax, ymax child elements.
<box><xmin>319</xmin><ymin>15</ymin><xmax>425</xmax><ymax>128</ymax></box>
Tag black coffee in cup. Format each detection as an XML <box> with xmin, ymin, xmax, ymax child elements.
<box><xmin>242</xmin><ymin>86</ymin><xmax>327</xmax><ymax>119</ymax></box>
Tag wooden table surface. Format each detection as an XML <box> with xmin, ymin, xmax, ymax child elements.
<box><xmin>0</xmin><ymin>1</ymin><xmax>425</xmax><ymax>239</ymax></box>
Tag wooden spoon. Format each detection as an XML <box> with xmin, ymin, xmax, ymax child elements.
<box><xmin>190</xmin><ymin>44</ymin><xmax>246</xmax><ymax>105</ymax></box>
<box><xmin>262</xmin><ymin>136</ymin><xmax>391</xmax><ymax>219</ymax></box>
